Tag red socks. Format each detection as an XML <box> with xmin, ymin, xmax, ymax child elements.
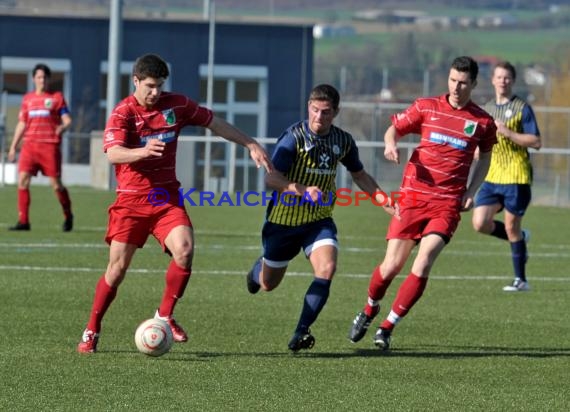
<box><xmin>380</xmin><ymin>274</ymin><xmax>428</xmax><ymax>330</ymax></box>
<box><xmin>55</xmin><ymin>188</ymin><xmax>73</xmax><ymax>219</ymax></box>
<box><xmin>87</xmin><ymin>276</ymin><xmax>117</xmax><ymax>332</ymax></box>
<box><xmin>17</xmin><ymin>188</ymin><xmax>30</xmax><ymax>224</ymax></box>
<box><xmin>158</xmin><ymin>261</ymin><xmax>192</xmax><ymax>318</ymax></box>
<box><xmin>16</xmin><ymin>188</ymin><xmax>72</xmax><ymax>224</ymax></box>
<box><xmin>364</xmin><ymin>266</ymin><xmax>393</xmax><ymax>316</ymax></box>
<box><xmin>85</xmin><ymin>261</ymin><xmax>191</xmax><ymax>332</ymax></box>
<box><xmin>368</xmin><ymin>266</ymin><xmax>393</xmax><ymax>300</ymax></box>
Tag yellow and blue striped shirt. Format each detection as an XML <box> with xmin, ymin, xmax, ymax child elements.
<box><xmin>267</xmin><ymin>121</ymin><xmax>363</xmax><ymax>226</ymax></box>
<box><xmin>484</xmin><ymin>96</ymin><xmax>540</xmax><ymax>184</ymax></box>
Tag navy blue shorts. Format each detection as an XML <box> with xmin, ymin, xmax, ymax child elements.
<box><xmin>475</xmin><ymin>182</ymin><xmax>531</xmax><ymax>216</ymax></box>
<box><xmin>261</xmin><ymin>217</ymin><xmax>338</xmax><ymax>267</ymax></box>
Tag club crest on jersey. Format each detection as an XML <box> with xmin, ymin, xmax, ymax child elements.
<box><xmin>319</xmin><ymin>153</ymin><xmax>330</xmax><ymax>168</ymax></box>
<box><xmin>162</xmin><ymin>109</ymin><xmax>176</xmax><ymax>125</ymax></box>
<box><xmin>505</xmin><ymin>109</ymin><xmax>513</xmax><ymax>119</ymax></box>
<box><xmin>463</xmin><ymin>120</ymin><xmax>477</xmax><ymax>137</ymax></box>
<box><xmin>44</xmin><ymin>98</ymin><xmax>53</xmax><ymax>109</ymax></box>
<box><xmin>333</xmin><ymin>145</ymin><xmax>340</xmax><ymax>155</ymax></box>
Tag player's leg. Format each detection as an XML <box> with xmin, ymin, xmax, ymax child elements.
<box><xmin>44</xmin><ymin>145</ymin><xmax>73</xmax><ymax>231</ymax></box>
<box><xmin>155</xmin><ymin>209</ymin><xmax>195</xmax><ymax>342</ymax></box>
<box><xmin>287</xmin><ymin>244</ymin><xmax>336</xmax><ymax>352</ymax></box>
<box><xmin>10</xmin><ymin>144</ymin><xmax>36</xmax><ymax>230</ymax></box>
<box><xmin>349</xmin><ymin>238</ymin><xmax>415</xmax><ymax>343</ymax></box>
<box><xmin>10</xmin><ymin>171</ymin><xmax>32</xmax><ymax>230</ymax></box>
<box><xmin>288</xmin><ymin>220</ymin><xmax>337</xmax><ymax>352</ymax></box>
<box><xmin>472</xmin><ymin>182</ymin><xmax>507</xmax><ymax>239</ymax></box>
<box><xmin>502</xmin><ymin>184</ymin><xmax>531</xmax><ymax>292</ymax></box>
<box><xmin>246</xmin><ymin>221</ymin><xmax>297</xmax><ymax>293</ymax></box>
<box><xmin>258</xmin><ymin>261</ymin><xmax>288</xmax><ymax>291</ymax></box>
<box><xmin>156</xmin><ymin>225</ymin><xmax>193</xmax><ymax>342</ymax></box>
<box><xmin>49</xmin><ymin>177</ymin><xmax>74</xmax><ymax>231</ymax></box>
<box><xmin>78</xmin><ymin>241</ymin><xmax>138</xmax><ymax>353</ymax></box>
<box><xmin>374</xmin><ymin>234</ymin><xmax>446</xmax><ymax>349</ymax></box>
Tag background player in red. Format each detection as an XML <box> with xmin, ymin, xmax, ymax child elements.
<box><xmin>77</xmin><ymin>53</ymin><xmax>273</xmax><ymax>353</ymax></box>
<box><xmin>348</xmin><ymin>56</ymin><xmax>497</xmax><ymax>350</ymax></box>
<box><xmin>7</xmin><ymin>63</ymin><xmax>74</xmax><ymax>231</ymax></box>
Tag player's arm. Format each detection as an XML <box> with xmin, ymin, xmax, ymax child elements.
<box><xmin>351</xmin><ymin>169</ymin><xmax>399</xmax><ymax>217</ymax></box>
<box><xmin>207</xmin><ymin>116</ymin><xmax>273</xmax><ymax>173</ymax></box>
<box><xmin>55</xmin><ymin>113</ymin><xmax>72</xmax><ymax>136</ymax></box>
<box><xmin>495</xmin><ymin>120</ymin><xmax>541</xmax><ymax>150</ymax></box>
<box><xmin>7</xmin><ymin>120</ymin><xmax>26</xmax><ymax>162</ymax></box>
<box><xmin>106</xmin><ymin>139</ymin><xmax>166</xmax><ymax>164</ymax></box>
<box><xmin>384</xmin><ymin>125</ymin><xmax>402</xmax><ymax>164</ymax></box>
<box><xmin>265</xmin><ymin>170</ymin><xmax>322</xmax><ymax>202</ymax></box>
<box><xmin>461</xmin><ymin>150</ymin><xmax>492</xmax><ymax>211</ymax></box>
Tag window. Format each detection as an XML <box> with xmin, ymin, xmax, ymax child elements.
<box><xmin>196</xmin><ymin>65</ymin><xmax>268</xmax><ymax>192</ymax></box>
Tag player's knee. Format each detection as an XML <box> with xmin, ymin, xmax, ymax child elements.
<box><xmin>169</xmin><ymin>243</ymin><xmax>193</xmax><ymax>267</ymax></box>
<box><xmin>18</xmin><ymin>176</ymin><xmax>31</xmax><ymax>189</ymax></box>
<box><xmin>172</xmin><ymin>253</ymin><xmax>193</xmax><ymax>270</ymax></box>
<box><xmin>260</xmin><ymin>282</ymin><xmax>277</xmax><ymax>292</ymax></box>
<box><xmin>504</xmin><ymin>223</ymin><xmax>520</xmax><ymax>240</ymax></box>
<box><xmin>380</xmin><ymin>262</ymin><xmax>403</xmax><ymax>279</ymax></box>
<box><xmin>315</xmin><ymin>260</ymin><xmax>336</xmax><ymax>279</ymax></box>
<box><xmin>472</xmin><ymin>216</ymin><xmax>487</xmax><ymax>233</ymax></box>
<box><xmin>259</xmin><ymin>266</ymin><xmax>286</xmax><ymax>291</ymax></box>
<box><xmin>106</xmin><ymin>264</ymin><xmax>128</xmax><ymax>286</ymax></box>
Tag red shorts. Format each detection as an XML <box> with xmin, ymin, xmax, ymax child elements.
<box><xmin>105</xmin><ymin>193</ymin><xmax>192</xmax><ymax>251</ymax></box>
<box><xmin>18</xmin><ymin>143</ymin><xmax>61</xmax><ymax>177</ymax></box>
<box><xmin>386</xmin><ymin>198</ymin><xmax>460</xmax><ymax>243</ymax></box>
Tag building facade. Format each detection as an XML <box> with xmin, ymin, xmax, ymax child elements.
<box><xmin>0</xmin><ymin>13</ymin><xmax>313</xmax><ymax>190</ymax></box>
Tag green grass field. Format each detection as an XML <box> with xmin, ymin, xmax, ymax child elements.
<box><xmin>0</xmin><ymin>185</ymin><xmax>569</xmax><ymax>411</ymax></box>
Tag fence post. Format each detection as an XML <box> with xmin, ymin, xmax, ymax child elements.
<box><xmin>0</xmin><ymin>90</ymin><xmax>7</xmax><ymax>187</ymax></box>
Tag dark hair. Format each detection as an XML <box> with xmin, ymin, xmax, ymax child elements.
<box><xmin>493</xmin><ymin>61</ymin><xmax>516</xmax><ymax>81</ymax></box>
<box><xmin>309</xmin><ymin>84</ymin><xmax>340</xmax><ymax>110</ymax></box>
<box><xmin>33</xmin><ymin>63</ymin><xmax>51</xmax><ymax>78</ymax></box>
<box><xmin>451</xmin><ymin>56</ymin><xmax>479</xmax><ymax>83</ymax></box>
<box><xmin>133</xmin><ymin>54</ymin><xmax>170</xmax><ymax>80</ymax></box>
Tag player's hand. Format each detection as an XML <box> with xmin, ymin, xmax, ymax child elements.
<box><xmin>7</xmin><ymin>147</ymin><xmax>17</xmax><ymax>162</ymax></box>
<box><xmin>384</xmin><ymin>198</ymin><xmax>401</xmax><ymax>220</ymax></box>
<box><xmin>473</xmin><ymin>146</ymin><xmax>480</xmax><ymax>161</ymax></box>
<box><xmin>304</xmin><ymin>186</ymin><xmax>322</xmax><ymax>203</ymax></box>
<box><xmin>384</xmin><ymin>145</ymin><xmax>400</xmax><ymax>164</ymax></box>
<box><xmin>495</xmin><ymin>120</ymin><xmax>510</xmax><ymax>139</ymax></box>
<box><xmin>144</xmin><ymin>139</ymin><xmax>166</xmax><ymax>157</ymax></box>
<box><xmin>248</xmin><ymin>143</ymin><xmax>274</xmax><ymax>173</ymax></box>
<box><xmin>460</xmin><ymin>195</ymin><xmax>474</xmax><ymax>212</ymax></box>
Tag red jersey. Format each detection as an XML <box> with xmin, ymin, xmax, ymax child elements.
<box><xmin>103</xmin><ymin>92</ymin><xmax>213</xmax><ymax>193</ymax></box>
<box><xmin>392</xmin><ymin>94</ymin><xmax>497</xmax><ymax>201</ymax></box>
<box><xmin>19</xmin><ymin>91</ymin><xmax>69</xmax><ymax>145</ymax></box>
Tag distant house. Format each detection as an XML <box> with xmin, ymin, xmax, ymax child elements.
<box><xmin>313</xmin><ymin>24</ymin><xmax>355</xmax><ymax>39</ymax></box>
<box><xmin>415</xmin><ymin>16</ymin><xmax>456</xmax><ymax>29</ymax></box>
<box><xmin>352</xmin><ymin>9</ymin><xmax>426</xmax><ymax>24</ymax></box>
<box><xmin>476</xmin><ymin>13</ymin><xmax>518</xmax><ymax>28</ymax></box>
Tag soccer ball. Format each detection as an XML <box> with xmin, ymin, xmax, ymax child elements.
<box><xmin>134</xmin><ymin>318</ymin><xmax>174</xmax><ymax>357</ymax></box>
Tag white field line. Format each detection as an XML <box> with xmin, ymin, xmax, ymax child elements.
<box><xmin>1</xmin><ymin>238</ymin><xmax>569</xmax><ymax>280</ymax></box>
<box><xmin>0</xmin><ymin>265</ymin><xmax>568</xmax><ymax>282</ymax></box>
<box><xmin>1</xmin><ymin>241</ymin><xmax>570</xmax><ymax>259</ymax></box>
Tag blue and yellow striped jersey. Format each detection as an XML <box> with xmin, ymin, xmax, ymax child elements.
<box><xmin>267</xmin><ymin>120</ymin><xmax>363</xmax><ymax>226</ymax></box>
<box><xmin>484</xmin><ymin>96</ymin><xmax>540</xmax><ymax>184</ymax></box>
